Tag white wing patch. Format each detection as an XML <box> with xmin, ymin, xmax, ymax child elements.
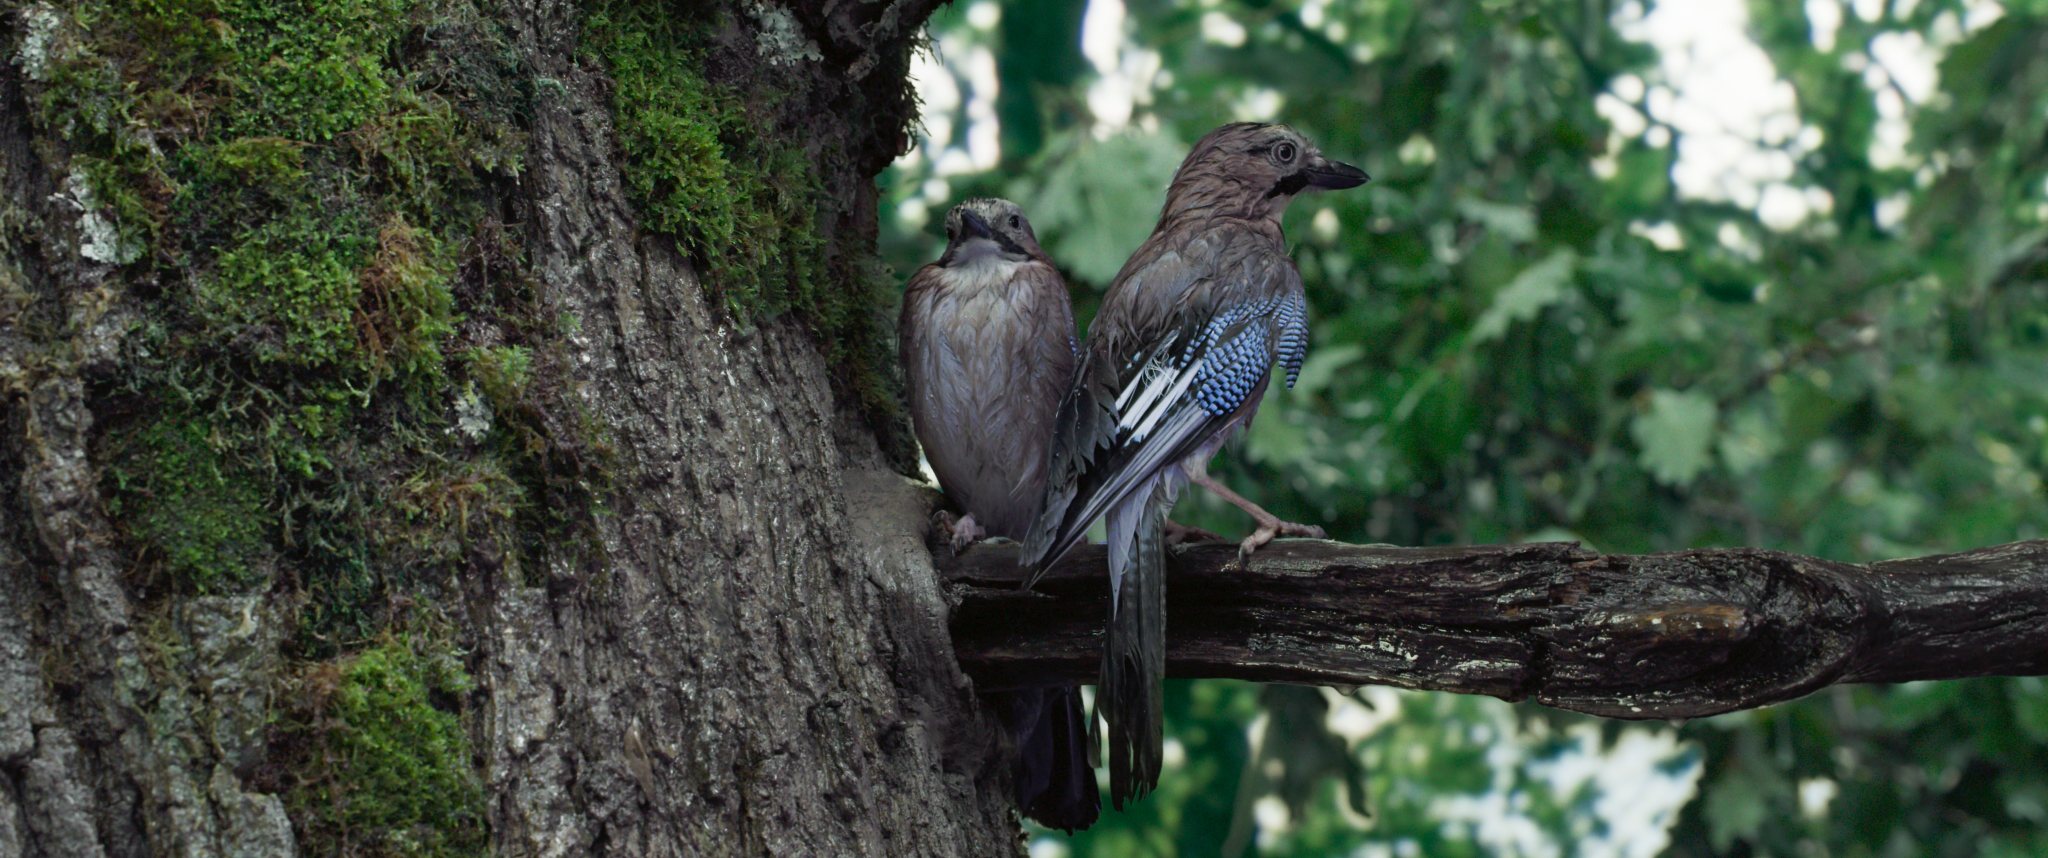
<box><xmin>1114</xmin><ymin>332</ymin><xmax>1177</xmax><ymax>413</ymax></box>
<box><xmin>1113</xmin><ymin>329</ymin><xmax>1210</xmax><ymax>445</ymax></box>
<box><xmin>1126</xmin><ymin>356</ymin><xmax>1205</xmax><ymax>442</ymax></box>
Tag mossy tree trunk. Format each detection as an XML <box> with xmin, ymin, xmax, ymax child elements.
<box><xmin>0</xmin><ymin>1</ymin><xmax>1016</xmax><ymax>856</ymax></box>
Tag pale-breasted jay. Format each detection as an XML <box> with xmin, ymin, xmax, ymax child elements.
<box><xmin>899</xmin><ymin>198</ymin><xmax>1099</xmax><ymax>831</ymax></box>
<box><xmin>1022</xmin><ymin>123</ymin><xmax>1368</xmax><ymax>808</ymax></box>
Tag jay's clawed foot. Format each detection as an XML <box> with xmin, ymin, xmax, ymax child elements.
<box><xmin>1163</xmin><ymin>518</ymin><xmax>1226</xmax><ymax>547</ymax></box>
<box><xmin>935</xmin><ymin>510</ymin><xmax>988</xmax><ymax>551</ymax></box>
<box><xmin>949</xmin><ymin>512</ymin><xmax>987</xmax><ymax>551</ymax></box>
<box><xmin>1233</xmin><ymin>514</ymin><xmax>1325</xmax><ymax>567</ymax></box>
<box><xmin>1185</xmin><ymin>469</ymin><xmax>1325</xmax><ymax>568</ymax></box>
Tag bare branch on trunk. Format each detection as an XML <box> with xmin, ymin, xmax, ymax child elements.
<box><xmin>947</xmin><ymin>539</ymin><xmax>2048</xmax><ymax>719</ymax></box>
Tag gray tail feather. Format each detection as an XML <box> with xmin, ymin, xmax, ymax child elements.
<box><xmin>1100</xmin><ymin>484</ymin><xmax>1166</xmax><ymax>809</ymax></box>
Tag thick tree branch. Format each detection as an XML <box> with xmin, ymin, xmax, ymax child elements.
<box><xmin>946</xmin><ymin>539</ymin><xmax>2048</xmax><ymax>720</ymax></box>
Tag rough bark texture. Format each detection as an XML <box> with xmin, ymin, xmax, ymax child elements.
<box><xmin>0</xmin><ymin>1</ymin><xmax>1019</xmax><ymax>857</ymax></box>
<box><xmin>497</xmin><ymin>6</ymin><xmax>1019</xmax><ymax>854</ymax></box>
<box><xmin>949</xmin><ymin>539</ymin><xmax>2048</xmax><ymax>719</ymax></box>
<box><xmin>477</xmin><ymin>4</ymin><xmax>1014</xmax><ymax>855</ymax></box>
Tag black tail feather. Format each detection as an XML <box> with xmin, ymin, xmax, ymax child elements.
<box><xmin>999</xmin><ymin>686</ymin><xmax>1101</xmax><ymax>832</ymax></box>
<box><xmin>1101</xmin><ymin>485</ymin><xmax>1166</xmax><ymax>808</ymax></box>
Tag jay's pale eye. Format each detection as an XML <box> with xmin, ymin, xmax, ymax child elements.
<box><xmin>1274</xmin><ymin>141</ymin><xmax>1297</xmax><ymax>163</ymax></box>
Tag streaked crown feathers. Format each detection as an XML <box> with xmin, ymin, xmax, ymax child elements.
<box><xmin>1162</xmin><ymin>123</ymin><xmax>1369</xmax><ymax>219</ymax></box>
<box><xmin>939</xmin><ymin>197</ymin><xmax>1047</xmax><ymax>267</ymax></box>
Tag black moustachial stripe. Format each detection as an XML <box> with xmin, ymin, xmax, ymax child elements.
<box><xmin>936</xmin><ymin>232</ymin><xmax>1032</xmax><ymax>268</ymax></box>
<box><xmin>1265</xmin><ymin>170</ymin><xmax>1311</xmax><ymax>199</ymax></box>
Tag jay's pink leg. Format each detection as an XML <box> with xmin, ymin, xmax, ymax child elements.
<box><xmin>1184</xmin><ymin>463</ymin><xmax>1324</xmax><ymax>566</ymax></box>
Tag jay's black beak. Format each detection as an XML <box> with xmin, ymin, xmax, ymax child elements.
<box><xmin>960</xmin><ymin>209</ymin><xmax>994</xmax><ymax>239</ymax></box>
<box><xmin>1304</xmin><ymin>157</ymin><xmax>1369</xmax><ymax>190</ymax></box>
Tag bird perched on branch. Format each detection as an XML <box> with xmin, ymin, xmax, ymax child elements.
<box><xmin>1022</xmin><ymin>123</ymin><xmax>1368</xmax><ymax>808</ymax></box>
<box><xmin>899</xmin><ymin>198</ymin><xmax>1098</xmax><ymax>831</ymax></box>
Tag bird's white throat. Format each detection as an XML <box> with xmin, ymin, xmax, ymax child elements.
<box><xmin>944</xmin><ymin>241</ymin><xmax>1027</xmax><ymax>290</ymax></box>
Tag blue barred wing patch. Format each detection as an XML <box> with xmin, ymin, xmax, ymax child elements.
<box><xmin>1275</xmin><ymin>289</ymin><xmax>1308</xmax><ymax>390</ymax></box>
<box><xmin>1188</xmin><ymin>308</ymin><xmax>1272</xmax><ymax>415</ymax></box>
<box><xmin>1183</xmin><ymin>290</ymin><xmax>1308</xmax><ymax>416</ymax></box>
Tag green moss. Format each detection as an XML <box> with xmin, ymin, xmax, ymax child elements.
<box><xmin>38</xmin><ymin>0</ymin><xmax>605</xmax><ymax>632</ymax></box>
<box><xmin>284</xmin><ymin>633</ymin><xmax>488</xmax><ymax>858</ymax></box>
<box><xmin>103</xmin><ymin>416</ymin><xmax>275</xmax><ymax>592</ymax></box>
<box><xmin>68</xmin><ymin>0</ymin><xmax>413</xmax><ymax>143</ymax></box>
<box><xmin>602</xmin><ymin>44</ymin><xmax>743</xmax><ymax>244</ymax></box>
<box><xmin>199</xmin><ymin>210</ymin><xmax>376</xmax><ymax>366</ymax></box>
<box><xmin>463</xmin><ymin>344</ymin><xmax>532</xmax><ymax>410</ymax></box>
<box><xmin>584</xmin><ymin>1</ymin><xmax>829</xmax><ymax>322</ymax></box>
<box><xmin>582</xmin><ymin>1</ymin><xmax>916</xmax><ymax>469</ymax></box>
<box><xmin>359</xmin><ymin>215</ymin><xmax>460</xmax><ymax>379</ymax></box>
<box><xmin>30</xmin><ymin>11</ymin><xmax>601</xmax><ymax>846</ymax></box>
<box><xmin>214</xmin><ymin>136</ymin><xmax>308</xmax><ymax>184</ymax></box>
<box><xmin>218</xmin><ymin>0</ymin><xmax>413</xmax><ymax>142</ymax></box>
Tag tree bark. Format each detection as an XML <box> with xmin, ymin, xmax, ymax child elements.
<box><xmin>949</xmin><ymin>539</ymin><xmax>2048</xmax><ymax>719</ymax></box>
<box><xmin>1</xmin><ymin>1</ymin><xmax>1015</xmax><ymax>857</ymax></box>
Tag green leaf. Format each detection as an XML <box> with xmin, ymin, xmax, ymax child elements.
<box><xmin>1632</xmin><ymin>389</ymin><xmax>1719</xmax><ymax>487</ymax></box>
<box><xmin>1702</xmin><ymin>764</ymin><xmax>1771</xmax><ymax>850</ymax></box>
<box><xmin>1010</xmin><ymin>130</ymin><xmax>1186</xmax><ymax>285</ymax></box>
<box><xmin>1456</xmin><ymin>197</ymin><xmax>1537</xmax><ymax>243</ymax></box>
<box><xmin>1470</xmin><ymin>249</ymin><xmax>1577</xmax><ymax>342</ymax></box>
<box><xmin>2015</xmin><ymin>678</ymin><xmax>2048</xmax><ymax>744</ymax></box>
<box><xmin>1291</xmin><ymin>343</ymin><xmax>1365</xmax><ymax>394</ymax></box>
<box><xmin>1715</xmin><ymin>407</ymin><xmax>1782</xmax><ymax>476</ymax></box>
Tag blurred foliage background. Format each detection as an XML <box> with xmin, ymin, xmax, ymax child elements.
<box><xmin>880</xmin><ymin>0</ymin><xmax>2048</xmax><ymax>854</ymax></box>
